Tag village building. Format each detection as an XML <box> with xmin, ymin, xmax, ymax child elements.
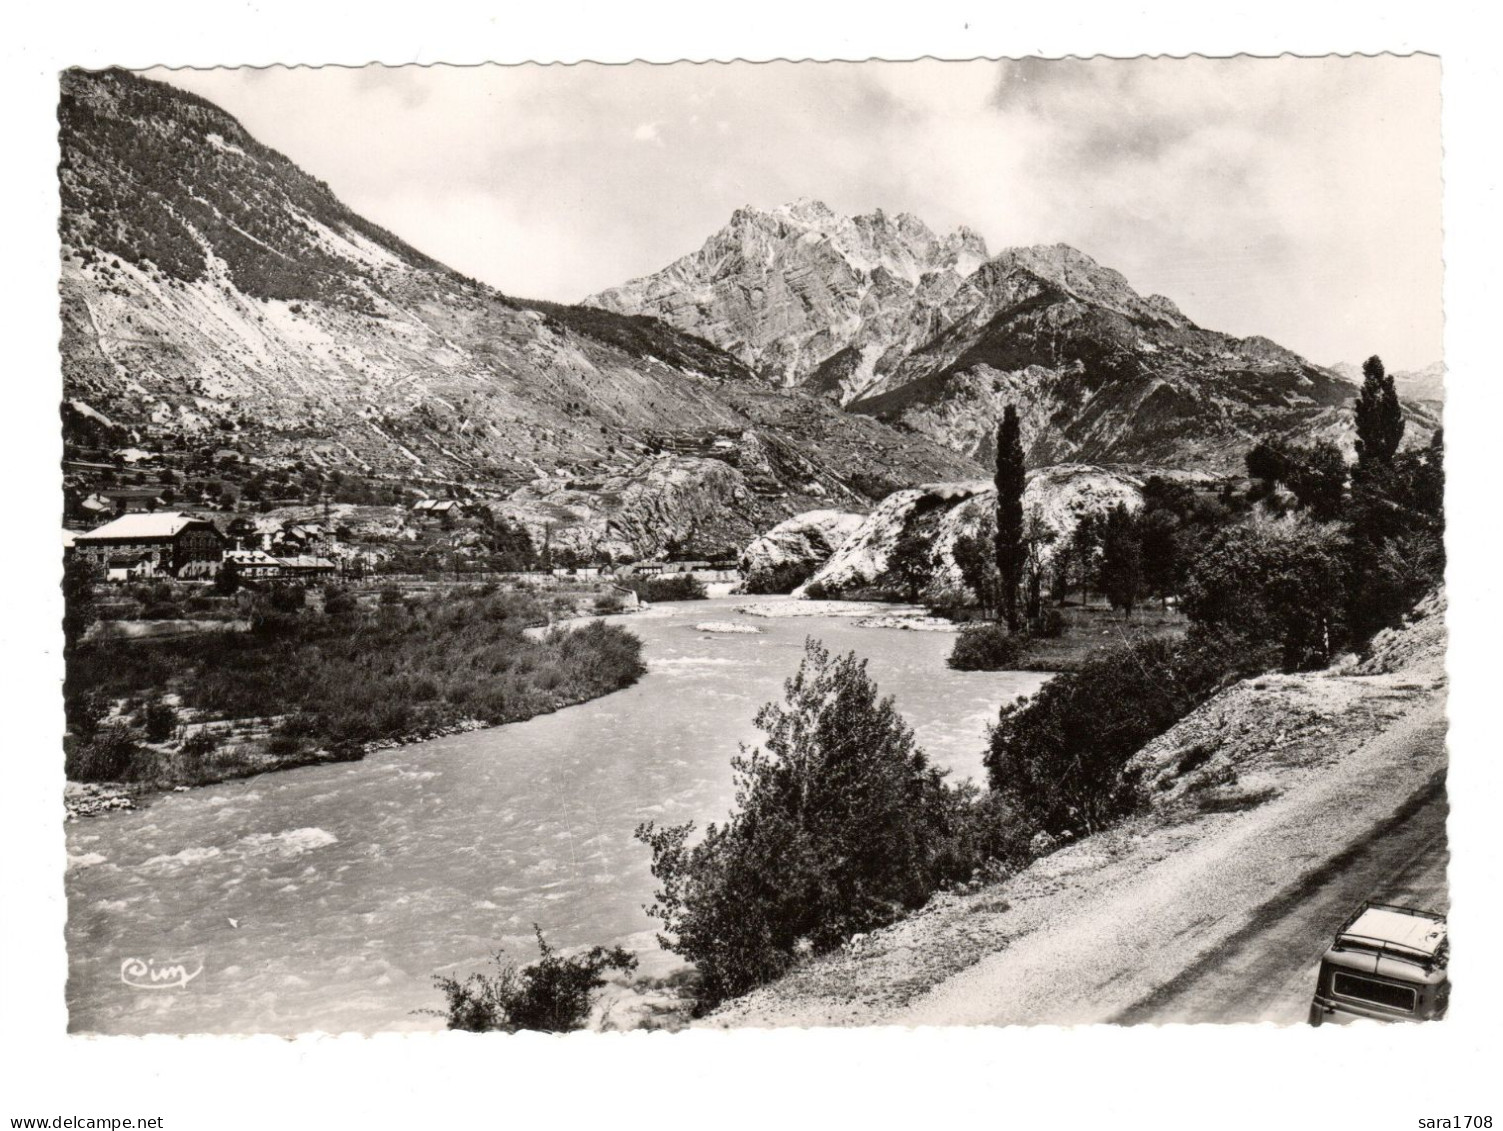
<box><xmin>72</xmin><ymin>513</ymin><xmax>226</xmax><ymax>578</ymax></box>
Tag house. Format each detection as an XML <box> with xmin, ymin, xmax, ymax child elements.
<box><xmin>100</xmin><ymin>486</ymin><xmax>168</xmax><ymax>515</ymax></box>
<box><xmin>72</xmin><ymin>512</ymin><xmax>226</xmax><ymax>578</ymax></box>
<box><xmin>222</xmin><ymin>548</ymin><xmax>337</xmax><ymax>582</ymax></box>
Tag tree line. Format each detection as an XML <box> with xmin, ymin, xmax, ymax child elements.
<box><xmin>631</xmin><ymin>354</ymin><xmax>1444</xmax><ymax>1014</ymax></box>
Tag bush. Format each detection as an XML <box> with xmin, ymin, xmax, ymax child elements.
<box><xmin>947</xmin><ymin>623</ymin><xmax>1027</xmax><ymax>671</ymax></box>
<box><xmin>179</xmin><ymin>729</ymin><xmax>219</xmax><ymax>761</ymax></box>
<box><xmin>428</xmin><ymin>926</ymin><xmax>637</xmax><ymax>1033</ymax></box>
<box><xmin>139</xmin><ymin>700</ymin><xmax>179</xmax><ymax>742</ymax></box>
<box><xmin>636</xmin><ymin>639</ymin><xmax>983</xmax><ymax>1007</ymax></box>
<box><xmin>984</xmin><ymin>628</ymin><xmax>1257</xmax><ymax>837</ymax></box>
<box><xmin>65</xmin><ymin>720</ymin><xmax>137</xmax><ymax>782</ymax></box>
<box><xmin>620</xmin><ymin>575</ymin><xmax>708</xmax><ymax>602</ymax></box>
<box><xmin>594</xmin><ymin>592</ymin><xmax>626</xmax><ymax>615</ymax></box>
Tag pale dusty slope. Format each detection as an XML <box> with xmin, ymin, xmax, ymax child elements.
<box><xmin>708</xmin><ymin>592</ymin><xmax>1447</xmax><ymax>1028</ymax></box>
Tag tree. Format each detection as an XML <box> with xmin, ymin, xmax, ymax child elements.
<box><xmin>887</xmin><ymin>521</ymin><xmax>935</xmax><ymax>603</ymax></box>
<box><xmin>1285</xmin><ymin>440</ymin><xmax>1348</xmax><ymax>522</ymax></box>
<box><xmin>636</xmin><ymin>639</ymin><xmax>981</xmax><ymax>1006</ymax></box>
<box><xmin>1098</xmin><ymin>503</ymin><xmax>1144</xmax><ymax>619</ymax></box>
<box><xmin>1182</xmin><ymin>513</ymin><xmax>1350</xmax><ymax>671</ymax></box>
<box><xmin>428</xmin><ymin>926</ymin><xmax>636</xmax><ymax>1033</ymax></box>
<box><xmin>953</xmin><ymin>528</ymin><xmax>1000</xmax><ymax>617</ymax></box>
<box><xmin>994</xmin><ymin>405</ymin><xmax>1027</xmax><ymax>630</ymax></box>
<box><xmin>62</xmin><ymin>556</ymin><xmax>101</xmax><ymax>650</ymax></box>
<box><xmin>1138</xmin><ymin>505</ymin><xmax>1181</xmax><ymax>606</ymax></box>
<box><xmin>1068</xmin><ymin>512</ymin><xmax>1101</xmax><ymax>606</ymax></box>
<box><xmin>1020</xmin><ymin>506</ymin><xmax>1056</xmax><ymax>627</ymax></box>
<box><xmin>1355</xmin><ymin>355</ymin><xmax>1405</xmax><ymax>469</ymax></box>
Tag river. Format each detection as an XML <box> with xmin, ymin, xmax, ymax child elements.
<box><xmin>64</xmin><ymin>596</ymin><xmax>1051</xmax><ymax>1034</ymax></box>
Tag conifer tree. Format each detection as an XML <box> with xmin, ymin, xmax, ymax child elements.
<box><xmin>1355</xmin><ymin>355</ymin><xmax>1405</xmax><ymax>468</ymax></box>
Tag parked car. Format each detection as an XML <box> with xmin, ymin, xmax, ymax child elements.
<box><xmin>1308</xmin><ymin>902</ymin><xmax>1449</xmax><ymax>1025</ymax></box>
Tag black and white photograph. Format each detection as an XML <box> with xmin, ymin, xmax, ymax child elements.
<box><xmin>5</xmin><ymin>7</ymin><xmax>1499</xmax><ymax>1127</ymax></box>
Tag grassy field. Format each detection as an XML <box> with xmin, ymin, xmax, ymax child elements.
<box><xmin>1015</xmin><ymin>600</ymin><xmax>1189</xmax><ymax>671</ymax></box>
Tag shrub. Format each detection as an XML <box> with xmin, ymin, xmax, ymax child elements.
<box><xmin>139</xmin><ymin>700</ymin><xmax>179</xmax><ymax>742</ymax></box>
<box><xmin>428</xmin><ymin>926</ymin><xmax>636</xmax><ymax>1033</ymax></box>
<box><xmin>636</xmin><ymin>639</ymin><xmax>983</xmax><ymax>1007</ymax></box>
<box><xmin>620</xmin><ymin>575</ymin><xmax>708</xmax><ymax>602</ymax></box>
<box><xmin>179</xmin><ymin>729</ymin><xmax>219</xmax><ymax>761</ymax></box>
<box><xmin>984</xmin><ymin>628</ymin><xmax>1257</xmax><ymax>837</ymax></box>
<box><xmin>65</xmin><ymin>720</ymin><xmax>137</xmax><ymax>782</ymax></box>
<box><xmin>947</xmin><ymin>623</ymin><xmax>1027</xmax><ymax>671</ymax></box>
<box><xmin>594</xmin><ymin>592</ymin><xmax>626</xmax><ymax>615</ymax></box>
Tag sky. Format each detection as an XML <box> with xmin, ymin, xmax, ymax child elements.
<box><xmin>144</xmin><ymin>57</ymin><xmax>1443</xmax><ymax>371</ymax></box>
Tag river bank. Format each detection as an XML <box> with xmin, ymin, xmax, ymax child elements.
<box><xmin>65</xmin><ymin>595</ymin><xmax>1050</xmax><ymax>1034</ymax></box>
<box><xmin>64</xmin><ymin>585</ymin><xmax>648</xmax><ymax>811</ymax></box>
<box><xmin>705</xmin><ymin>594</ymin><xmax>1447</xmax><ymax>1027</ymax></box>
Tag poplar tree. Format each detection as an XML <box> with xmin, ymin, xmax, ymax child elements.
<box><xmin>994</xmin><ymin>405</ymin><xmax>1027</xmax><ymax>631</ymax></box>
<box><xmin>1355</xmin><ymin>355</ymin><xmax>1405</xmax><ymax>468</ymax></box>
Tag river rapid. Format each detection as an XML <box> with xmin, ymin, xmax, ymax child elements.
<box><xmin>64</xmin><ymin>596</ymin><xmax>1050</xmax><ymax>1034</ymax></box>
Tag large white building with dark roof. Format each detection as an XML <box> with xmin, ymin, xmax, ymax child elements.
<box><xmin>72</xmin><ymin>513</ymin><xmax>226</xmax><ymax>577</ymax></box>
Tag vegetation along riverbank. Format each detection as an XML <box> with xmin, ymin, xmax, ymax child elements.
<box><xmin>62</xmin><ymin>578</ymin><xmax>647</xmax><ymax>807</ymax></box>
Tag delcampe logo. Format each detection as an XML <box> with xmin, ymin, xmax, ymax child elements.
<box><xmin>119</xmin><ymin>956</ymin><xmax>203</xmax><ymax>990</ymax></box>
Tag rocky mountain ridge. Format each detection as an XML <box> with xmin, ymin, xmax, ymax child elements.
<box><xmin>590</xmin><ymin>204</ymin><xmax>1440</xmax><ymax>474</ymax></box>
<box><xmin>586</xmin><ymin>199</ymin><xmax>992</xmax><ymax>402</ymax></box>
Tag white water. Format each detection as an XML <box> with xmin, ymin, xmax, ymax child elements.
<box><xmin>64</xmin><ymin>597</ymin><xmax>1050</xmax><ymax>1034</ymax></box>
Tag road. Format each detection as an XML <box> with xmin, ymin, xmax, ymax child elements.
<box><xmin>1112</xmin><ymin>773</ymin><xmax>1448</xmax><ymax>1024</ymax></box>
<box><xmin>891</xmin><ymin>703</ymin><xmax>1449</xmax><ymax>1029</ymax></box>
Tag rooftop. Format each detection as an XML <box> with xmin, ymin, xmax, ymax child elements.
<box><xmin>1339</xmin><ymin>906</ymin><xmax>1447</xmax><ymax>958</ymax></box>
<box><xmin>77</xmin><ymin>512</ymin><xmax>212</xmax><ymax>541</ymax></box>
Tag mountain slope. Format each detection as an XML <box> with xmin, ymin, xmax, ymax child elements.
<box><xmin>589</xmin><ymin>203</ymin><xmax>1438</xmax><ymax>474</ymax></box>
<box><xmin>58</xmin><ymin>69</ymin><xmax>982</xmax><ymax>555</ymax></box>
<box><xmin>585</xmin><ymin>199</ymin><xmax>991</xmax><ymax>402</ymax></box>
<box><xmin>846</xmin><ymin>244</ymin><xmax>1380</xmax><ymax>471</ymax></box>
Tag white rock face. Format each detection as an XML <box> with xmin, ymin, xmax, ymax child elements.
<box><xmin>797</xmin><ymin>466</ymin><xmax>1147</xmax><ymax>601</ymax></box>
<box><xmin>739</xmin><ymin>509</ymin><xmax>867</xmax><ymax>593</ymax></box>
<box><xmin>586</xmin><ymin>199</ymin><xmax>990</xmax><ymax>401</ymax></box>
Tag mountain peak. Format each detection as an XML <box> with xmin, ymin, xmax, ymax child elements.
<box><xmin>586</xmin><ymin>201</ymin><xmax>995</xmax><ymax>392</ymax></box>
<box><xmin>983</xmin><ymin>244</ymin><xmax>1193</xmax><ymax>328</ymax></box>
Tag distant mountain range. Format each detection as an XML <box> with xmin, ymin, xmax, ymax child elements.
<box><xmin>59</xmin><ymin>67</ymin><xmax>1440</xmax><ymax>563</ymax></box>
<box><xmin>588</xmin><ymin>209</ymin><xmax>1440</xmax><ymax>472</ymax></box>
<box><xmin>1330</xmin><ymin>361</ymin><xmax>1445</xmax><ymax>405</ymax></box>
<box><xmin>57</xmin><ymin>69</ymin><xmax>981</xmax><ymax>559</ymax></box>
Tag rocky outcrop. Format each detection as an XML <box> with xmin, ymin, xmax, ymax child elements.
<box><xmin>796</xmin><ymin>466</ymin><xmax>1148</xmax><ymax>602</ymax></box>
<box><xmin>1126</xmin><ymin>587</ymin><xmax>1446</xmax><ymax>812</ymax></box>
<box><xmin>495</xmin><ymin>455</ymin><xmax>759</xmax><ymax>564</ymax></box>
<box><xmin>739</xmin><ymin>510</ymin><xmax>866</xmax><ymax>593</ymax></box>
<box><xmin>586</xmin><ymin>199</ymin><xmax>990</xmax><ymax>402</ymax></box>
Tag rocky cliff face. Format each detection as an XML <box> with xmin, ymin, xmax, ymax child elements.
<box><xmin>739</xmin><ymin>510</ymin><xmax>867</xmax><ymax>594</ymax></box>
<box><xmin>59</xmin><ymin>70</ymin><xmax>984</xmax><ymax>556</ymax></box>
<box><xmin>795</xmin><ymin>466</ymin><xmax>1147</xmax><ymax>602</ymax></box>
<box><xmin>585</xmin><ymin>199</ymin><xmax>990</xmax><ymax>402</ymax></box>
<box><xmin>846</xmin><ymin>244</ymin><xmax>1437</xmax><ymax>473</ymax></box>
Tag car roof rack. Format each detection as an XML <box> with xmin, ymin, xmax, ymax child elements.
<box><xmin>1332</xmin><ymin>901</ymin><xmax>1448</xmax><ymax>969</ymax></box>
